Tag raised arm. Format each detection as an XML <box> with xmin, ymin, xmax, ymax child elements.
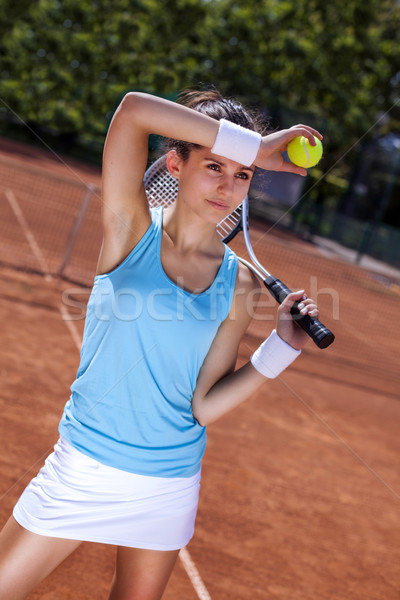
<box><xmin>102</xmin><ymin>93</ymin><xmax>221</xmax><ymax>224</ymax></box>
<box><xmin>98</xmin><ymin>91</ymin><xmax>322</xmax><ymax>275</ymax></box>
<box><xmin>97</xmin><ymin>93</ymin><xmax>220</xmax><ymax>275</ymax></box>
<box><xmin>102</xmin><ymin>93</ymin><xmax>322</xmax><ymax>229</ymax></box>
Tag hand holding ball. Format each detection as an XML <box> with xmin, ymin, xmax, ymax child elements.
<box><xmin>287</xmin><ymin>136</ymin><xmax>323</xmax><ymax>168</ymax></box>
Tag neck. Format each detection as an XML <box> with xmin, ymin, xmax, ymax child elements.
<box><xmin>162</xmin><ymin>202</ymin><xmax>221</xmax><ymax>254</ymax></box>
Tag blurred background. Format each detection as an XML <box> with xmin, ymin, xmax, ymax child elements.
<box><xmin>1</xmin><ymin>3</ymin><xmax>400</xmax><ymax>598</ymax></box>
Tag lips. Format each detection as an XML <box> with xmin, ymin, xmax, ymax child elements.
<box><xmin>206</xmin><ymin>199</ymin><xmax>229</xmax><ymax>211</ymax></box>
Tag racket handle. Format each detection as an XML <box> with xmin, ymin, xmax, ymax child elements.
<box><xmin>264</xmin><ymin>276</ymin><xmax>335</xmax><ymax>349</ymax></box>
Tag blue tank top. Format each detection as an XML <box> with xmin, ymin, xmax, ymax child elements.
<box><xmin>59</xmin><ymin>207</ymin><xmax>238</xmax><ymax>477</ymax></box>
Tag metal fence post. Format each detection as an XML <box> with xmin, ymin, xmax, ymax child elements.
<box><xmin>58</xmin><ymin>183</ymin><xmax>96</xmax><ymax>277</ymax></box>
<box><xmin>356</xmin><ymin>151</ymin><xmax>400</xmax><ymax>263</ymax></box>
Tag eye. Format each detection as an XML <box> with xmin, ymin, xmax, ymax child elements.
<box><xmin>236</xmin><ymin>171</ymin><xmax>250</xmax><ymax>181</ymax></box>
<box><xmin>207</xmin><ymin>163</ymin><xmax>221</xmax><ymax>172</ymax></box>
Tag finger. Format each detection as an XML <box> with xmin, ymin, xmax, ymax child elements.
<box><xmin>298</xmin><ymin>298</ymin><xmax>316</xmax><ymax>307</ymax></box>
<box><xmin>297</xmin><ymin>299</ymin><xmax>319</xmax><ymax>316</ymax></box>
<box><xmin>298</xmin><ymin>304</ymin><xmax>319</xmax><ymax>316</ymax></box>
<box><xmin>278</xmin><ymin>162</ymin><xmax>308</xmax><ymax>177</ymax></box>
<box><xmin>279</xmin><ymin>290</ymin><xmax>305</xmax><ymax>313</ymax></box>
<box><xmin>290</xmin><ymin>130</ymin><xmax>319</xmax><ymax>146</ymax></box>
<box><xmin>289</xmin><ymin>125</ymin><xmax>323</xmax><ymax>142</ymax></box>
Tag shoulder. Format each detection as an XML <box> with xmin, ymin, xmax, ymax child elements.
<box><xmin>95</xmin><ymin>207</ymin><xmax>158</xmax><ymax>277</ymax></box>
<box><xmin>236</xmin><ymin>260</ymin><xmax>260</xmax><ymax>293</ymax></box>
<box><xmin>235</xmin><ymin>260</ymin><xmax>261</xmax><ymax>304</ymax></box>
<box><xmin>228</xmin><ymin>261</ymin><xmax>261</xmax><ymax>325</ymax></box>
<box><xmin>222</xmin><ymin>245</ymin><xmax>259</xmax><ymax>295</ymax></box>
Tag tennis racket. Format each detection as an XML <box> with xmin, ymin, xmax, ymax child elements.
<box><xmin>144</xmin><ymin>155</ymin><xmax>335</xmax><ymax>349</ymax></box>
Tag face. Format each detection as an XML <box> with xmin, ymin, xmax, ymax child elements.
<box><xmin>167</xmin><ymin>147</ymin><xmax>254</xmax><ymax>224</ymax></box>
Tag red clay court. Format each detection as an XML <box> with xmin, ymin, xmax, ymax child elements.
<box><xmin>0</xmin><ymin>137</ymin><xmax>399</xmax><ymax>599</ymax></box>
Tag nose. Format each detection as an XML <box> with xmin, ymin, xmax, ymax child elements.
<box><xmin>217</xmin><ymin>174</ymin><xmax>235</xmax><ymax>198</ymax></box>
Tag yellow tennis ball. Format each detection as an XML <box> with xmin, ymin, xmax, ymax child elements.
<box><xmin>287</xmin><ymin>136</ymin><xmax>323</xmax><ymax>168</ymax></box>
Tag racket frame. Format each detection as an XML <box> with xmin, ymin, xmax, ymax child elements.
<box><xmin>144</xmin><ymin>155</ymin><xmax>334</xmax><ymax>348</ymax></box>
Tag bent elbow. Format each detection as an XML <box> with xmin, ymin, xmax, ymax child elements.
<box><xmin>193</xmin><ymin>408</ymin><xmax>218</xmax><ymax>428</ymax></box>
<box><xmin>117</xmin><ymin>92</ymin><xmax>156</xmax><ymax>135</ymax></box>
<box><xmin>120</xmin><ymin>92</ymin><xmax>151</xmax><ymax>116</ymax></box>
<box><xmin>193</xmin><ymin>410</ymin><xmax>206</xmax><ymax>428</ymax></box>
<box><xmin>119</xmin><ymin>92</ymin><xmax>140</xmax><ymax>115</ymax></box>
<box><xmin>192</xmin><ymin>401</ymin><xmax>208</xmax><ymax>428</ymax></box>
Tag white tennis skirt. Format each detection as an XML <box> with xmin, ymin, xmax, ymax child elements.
<box><xmin>13</xmin><ymin>438</ymin><xmax>201</xmax><ymax>551</ymax></box>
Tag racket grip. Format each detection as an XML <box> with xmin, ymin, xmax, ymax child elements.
<box><xmin>264</xmin><ymin>276</ymin><xmax>335</xmax><ymax>349</ymax></box>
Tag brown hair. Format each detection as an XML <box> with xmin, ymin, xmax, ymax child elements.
<box><xmin>164</xmin><ymin>87</ymin><xmax>267</xmax><ymax>160</ymax></box>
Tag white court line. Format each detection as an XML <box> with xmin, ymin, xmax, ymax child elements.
<box><xmin>59</xmin><ymin>304</ymin><xmax>212</xmax><ymax>600</ymax></box>
<box><xmin>5</xmin><ymin>188</ymin><xmax>53</xmax><ymax>281</ymax></box>
<box><xmin>179</xmin><ymin>547</ymin><xmax>212</xmax><ymax>600</ymax></box>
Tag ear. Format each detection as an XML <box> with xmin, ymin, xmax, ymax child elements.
<box><xmin>166</xmin><ymin>150</ymin><xmax>183</xmax><ymax>180</ymax></box>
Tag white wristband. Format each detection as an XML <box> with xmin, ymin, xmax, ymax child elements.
<box><xmin>250</xmin><ymin>330</ymin><xmax>301</xmax><ymax>379</ymax></box>
<box><xmin>211</xmin><ymin>119</ymin><xmax>261</xmax><ymax>167</ymax></box>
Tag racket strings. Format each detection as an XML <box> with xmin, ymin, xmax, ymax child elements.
<box><xmin>216</xmin><ymin>210</ymin><xmax>241</xmax><ymax>239</ymax></box>
<box><xmin>144</xmin><ymin>164</ymin><xmax>178</xmax><ymax>209</ymax></box>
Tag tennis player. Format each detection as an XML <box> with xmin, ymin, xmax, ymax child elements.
<box><xmin>0</xmin><ymin>89</ymin><xmax>321</xmax><ymax>599</ymax></box>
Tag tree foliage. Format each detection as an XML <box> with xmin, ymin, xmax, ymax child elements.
<box><xmin>0</xmin><ymin>0</ymin><xmax>210</xmax><ymax>138</ymax></box>
<box><xmin>0</xmin><ymin>0</ymin><xmax>399</xmax><ymax>174</ymax></box>
<box><xmin>201</xmin><ymin>0</ymin><xmax>400</xmax><ymax>154</ymax></box>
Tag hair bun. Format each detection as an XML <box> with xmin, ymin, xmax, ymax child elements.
<box><xmin>178</xmin><ymin>88</ymin><xmax>224</xmax><ymax>109</ymax></box>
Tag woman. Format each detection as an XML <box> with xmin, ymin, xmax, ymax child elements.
<box><xmin>0</xmin><ymin>89</ymin><xmax>321</xmax><ymax>599</ymax></box>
